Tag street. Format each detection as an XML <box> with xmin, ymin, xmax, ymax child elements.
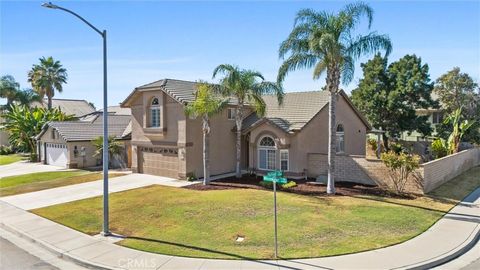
<box><xmin>0</xmin><ymin>237</ymin><xmax>58</xmax><ymax>270</ymax></box>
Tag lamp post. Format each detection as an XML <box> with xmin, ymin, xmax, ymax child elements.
<box><xmin>42</xmin><ymin>2</ymin><xmax>110</xmax><ymax>236</ymax></box>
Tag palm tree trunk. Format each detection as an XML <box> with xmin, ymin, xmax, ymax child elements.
<box><xmin>235</xmin><ymin>104</ymin><xmax>243</xmax><ymax>178</ymax></box>
<box><xmin>47</xmin><ymin>95</ymin><xmax>52</xmax><ymax>110</ymax></box>
<box><xmin>326</xmin><ymin>67</ymin><xmax>340</xmax><ymax>195</ymax></box>
<box><xmin>202</xmin><ymin>116</ymin><xmax>210</xmax><ymax>185</ymax></box>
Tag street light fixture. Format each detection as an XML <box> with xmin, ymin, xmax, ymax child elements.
<box><xmin>42</xmin><ymin>2</ymin><xmax>110</xmax><ymax>236</ymax></box>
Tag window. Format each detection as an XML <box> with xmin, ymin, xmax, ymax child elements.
<box><xmin>227</xmin><ymin>108</ymin><xmax>236</xmax><ymax>120</ymax></box>
<box><xmin>51</xmin><ymin>129</ymin><xmax>56</xmax><ymax>139</ymax></box>
<box><xmin>336</xmin><ymin>124</ymin><xmax>345</xmax><ymax>153</ymax></box>
<box><xmin>280</xmin><ymin>149</ymin><xmax>289</xmax><ymax>171</ymax></box>
<box><xmin>432</xmin><ymin>112</ymin><xmax>443</xmax><ymax>124</ymax></box>
<box><xmin>150</xmin><ymin>97</ymin><xmax>160</xmax><ymax>127</ymax></box>
<box><xmin>74</xmin><ymin>146</ymin><xmax>79</xmax><ymax>158</ymax></box>
<box><xmin>258</xmin><ymin>136</ymin><xmax>276</xmax><ymax>170</ymax></box>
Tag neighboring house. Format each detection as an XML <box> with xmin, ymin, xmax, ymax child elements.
<box><xmin>121</xmin><ymin>78</ymin><xmax>370</xmax><ymax>181</ymax></box>
<box><xmin>31</xmin><ymin>98</ymin><xmax>96</xmax><ymax>118</ymax></box>
<box><xmin>1</xmin><ymin>98</ymin><xmax>96</xmax><ymax>147</ymax></box>
<box><xmin>35</xmin><ymin>112</ymin><xmax>131</xmax><ymax>168</ymax></box>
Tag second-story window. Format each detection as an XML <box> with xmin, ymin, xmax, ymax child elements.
<box><xmin>227</xmin><ymin>108</ymin><xmax>236</xmax><ymax>120</ymax></box>
<box><xmin>150</xmin><ymin>97</ymin><xmax>160</xmax><ymax>127</ymax></box>
<box><xmin>432</xmin><ymin>112</ymin><xmax>443</xmax><ymax>124</ymax></box>
<box><xmin>336</xmin><ymin>124</ymin><xmax>345</xmax><ymax>153</ymax></box>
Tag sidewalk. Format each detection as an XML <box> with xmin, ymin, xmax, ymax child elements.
<box><xmin>1</xmin><ymin>188</ymin><xmax>479</xmax><ymax>270</ymax></box>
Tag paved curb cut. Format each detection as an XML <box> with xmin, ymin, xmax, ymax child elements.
<box><xmin>0</xmin><ymin>222</ymin><xmax>115</xmax><ymax>270</ymax></box>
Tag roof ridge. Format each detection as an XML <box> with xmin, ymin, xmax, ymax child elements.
<box><xmin>263</xmin><ymin>90</ymin><xmax>325</xmax><ymax>96</ymax></box>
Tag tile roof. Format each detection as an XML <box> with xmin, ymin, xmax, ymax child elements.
<box><xmin>31</xmin><ymin>98</ymin><xmax>95</xmax><ymax>117</ymax></box>
<box><xmin>39</xmin><ymin>114</ymin><xmax>131</xmax><ymax>142</ymax></box>
<box><xmin>242</xmin><ymin>91</ymin><xmax>330</xmax><ymax>133</ymax></box>
<box><xmin>121</xmin><ymin>79</ymin><xmax>238</xmax><ymax>106</ymax></box>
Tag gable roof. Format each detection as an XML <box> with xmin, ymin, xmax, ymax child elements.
<box><xmin>31</xmin><ymin>98</ymin><xmax>95</xmax><ymax>118</ymax></box>
<box><xmin>242</xmin><ymin>91</ymin><xmax>371</xmax><ymax>133</ymax></box>
<box><xmin>36</xmin><ymin>113</ymin><xmax>131</xmax><ymax>142</ymax></box>
<box><xmin>121</xmin><ymin>78</ymin><xmax>239</xmax><ymax>107</ymax></box>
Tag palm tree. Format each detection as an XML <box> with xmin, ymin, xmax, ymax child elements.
<box><xmin>28</xmin><ymin>56</ymin><xmax>68</xmax><ymax>109</ymax></box>
<box><xmin>93</xmin><ymin>136</ymin><xmax>123</xmax><ymax>168</ymax></box>
<box><xmin>185</xmin><ymin>82</ymin><xmax>228</xmax><ymax>185</ymax></box>
<box><xmin>213</xmin><ymin>64</ymin><xmax>284</xmax><ymax>178</ymax></box>
<box><xmin>277</xmin><ymin>2</ymin><xmax>392</xmax><ymax>194</ymax></box>
<box><xmin>0</xmin><ymin>75</ymin><xmax>20</xmax><ymax>109</ymax></box>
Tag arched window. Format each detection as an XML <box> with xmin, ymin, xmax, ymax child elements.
<box><xmin>258</xmin><ymin>136</ymin><xmax>276</xmax><ymax>170</ymax></box>
<box><xmin>150</xmin><ymin>97</ymin><xmax>160</xmax><ymax>127</ymax></box>
<box><xmin>336</xmin><ymin>124</ymin><xmax>345</xmax><ymax>153</ymax></box>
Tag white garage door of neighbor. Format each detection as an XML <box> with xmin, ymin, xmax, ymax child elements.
<box><xmin>46</xmin><ymin>143</ymin><xmax>68</xmax><ymax>167</ymax></box>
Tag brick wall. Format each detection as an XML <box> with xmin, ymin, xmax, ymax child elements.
<box><xmin>422</xmin><ymin>148</ymin><xmax>480</xmax><ymax>193</ymax></box>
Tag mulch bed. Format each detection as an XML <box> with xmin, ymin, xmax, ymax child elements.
<box><xmin>184</xmin><ymin>175</ymin><xmax>413</xmax><ymax>199</ymax></box>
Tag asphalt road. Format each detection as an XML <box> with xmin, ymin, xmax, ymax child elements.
<box><xmin>0</xmin><ymin>237</ymin><xmax>58</xmax><ymax>270</ymax></box>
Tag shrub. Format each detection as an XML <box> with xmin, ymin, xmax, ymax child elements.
<box><xmin>0</xmin><ymin>145</ymin><xmax>14</xmax><ymax>155</ymax></box>
<box><xmin>186</xmin><ymin>172</ymin><xmax>197</xmax><ymax>182</ymax></box>
<box><xmin>259</xmin><ymin>180</ymin><xmax>297</xmax><ymax>189</ymax></box>
<box><xmin>381</xmin><ymin>151</ymin><xmax>420</xmax><ymax>194</ymax></box>
<box><xmin>389</xmin><ymin>142</ymin><xmax>405</xmax><ymax>154</ymax></box>
<box><xmin>431</xmin><ymin>138</ymin><xmax>447</xmax><ymax>159</ymax></box>
<box><xmin>367</xmin><ymin>138</ymin><xmax>377</xmax><ymax>151</ymax></box>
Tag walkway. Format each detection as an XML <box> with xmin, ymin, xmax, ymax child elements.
<box><xmin>1</xmin><ymin>187</ymin><xmax>478</xmax><ymax>269</ymax></box>
<box><xmin>0</xmin><ymin>161</ymin><xmax>68</xmax><ymax>178</ymax></box>
<box><xmin>0</xmin><ymin>173</ymin><xmax>196</xmax><ymax>210</ymax></box>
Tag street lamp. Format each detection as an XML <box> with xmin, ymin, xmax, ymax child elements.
<box><xmin>42</xmin><ymin>2</ymin><xmax>110</xmax><ymax>236</ymax></box>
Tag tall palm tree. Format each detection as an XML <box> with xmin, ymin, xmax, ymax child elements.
<box><xmin>185</xmin><ymin>82</ymin><xmax>228</xmax><ymax>185</ymax></box>
<box><xmin>28</xmin><ymin>56</ymin><xmax>68</xmax><ymax>109</ymax></box>
<box><xmin>213</xmin><ymin>64</ymin><xmax>284</xmax><ymax>178</ymax></box>
<box><xmin>277</xmin><ymin>2</ymin><xmax>392</xmax><ymax>194</ymax></box>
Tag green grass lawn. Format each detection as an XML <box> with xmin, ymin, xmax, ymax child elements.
<box><xmin>0</xmin><ymin>171</ymin><xmax>126</xmax><ymax>197</ymax></box>
<box><xmin>0</xmin><ymin>154</ymin><xmax>27</xmax><ymax>165</ymax></box>
<box><xmin>32</xmin><ymin>166</ymin><xmax>479</xmax><ymax>260</ymax></box>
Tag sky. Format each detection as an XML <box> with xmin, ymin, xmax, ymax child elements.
<box><xmin>1</xmin><ymin>0</ymin><xmax>479</xmax><ymax>108</ymax></box>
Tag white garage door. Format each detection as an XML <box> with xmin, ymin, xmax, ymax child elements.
<box><xmin>46</xmin><ymin>143</ymin><xmax>68</xmax><ymax>167</ymax></box>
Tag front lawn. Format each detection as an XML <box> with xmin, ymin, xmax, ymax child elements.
<box><xmin>0</xmin><ymin>154</ymin><xmax>26</xmax><ymax>165</ymax></box>
<box><xmin>31</xmin><ymin>166</ymin><xmax>479</xmax><ymax>260</ymax></box>
<box><xmin>0</xmin><ymin>171</ymin><xmax>126</xmax><ymax>196</ymax></box>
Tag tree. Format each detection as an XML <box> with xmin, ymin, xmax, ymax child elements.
<box><xmin>0</xmin><ymin>75</ymin><xmax>42</xmax><ymax>111</ymax></box>
<box><xmin>351</xmin><ymin>54</ymin><xmax>437</xmax><ymax>149</ymax></box>
<box><xmin>93</xmin><ymin>136</ymin><xmax>122</xmax><ymax>168</ymax></box>
<box><xmin>444</xmin><ymin>108</ymin><xmax>475</xmax><ymax>154</ymax></box>
<box><xmin>1</xmin><ymin>105</ymin><xmax>73</xmax><ymax>155</ymax></box>
<box><xmin>381</xmin><ymin>151</ymin><xmax>420</xmax><ymax>194</ymax></box>
<box><xmin>212</xmin><ymin>64</ymin><xmax>284</xmax><ymax>178</ymax></box>
<box><xmin>434</xmin><ymin>68</ymin><xmax>480</xmax><ymax>144</ymax></box>
<box><xmin>28</xmin><ymin>56</ymin><xmax>68</xmax><ymax>109</ymax></box>
<box><xmin>0</xmin><ymin>75</ymin><xmax>20</xmax><ymax>108</ymax></box>
<box><xmin>277</xmin><ymin>2</ymin><xmax>392</xmax><ymax>194</ymax></box>
<box><xmin>185</xmin><ymin>82</ymin><xmax>228</xmax><ymax>185</ymax></box>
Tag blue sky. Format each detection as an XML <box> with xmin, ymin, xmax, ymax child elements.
<box><xmin>1</xmin><ymin>0</ymin><xmax>479</xmax><ymax>108</ymax></box>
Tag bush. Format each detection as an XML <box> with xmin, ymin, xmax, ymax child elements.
<box><xmin>381</xmin><ymin>151</ymin><xmax>420</xmax><ymax>194</ymax></box>
<box><xmin>259</xmin><ymin>180</ymin><xmax>297</xmax><ymax>189</ymax></box>
<box><xmin>0</xmin><ymin>145</ymin><xmax>14</xmax><ymax>155</ymax></box>
<box><xmin>389</xmin><ymin>142</ymin><xmax>405</xmax><ymax>154</ymax></box>
<box><xmin>431</xmin><ymin>138</ymin><xmax>447</xmax><ymax>159</ymax></box>
<box><xmin>186</xmin><ymin>172</ymin><xmax>197</xmax><ymax>182</ymax></box>
<box><xmin>367</xmin><ymin>138</ymin><xmax>377</xmax><ymax>151</ymax></box>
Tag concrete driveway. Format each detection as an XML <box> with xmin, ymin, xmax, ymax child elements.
<box><xmin>0</xmin><ymin>161</ymin><xmax>68</xmax><ymax>178</ymax></box>
<box><xmin>0</xmin><ymin>173</ymin><xmax>196</xmax><ymax>210</ymax></box>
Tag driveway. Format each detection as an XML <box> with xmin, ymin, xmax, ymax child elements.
<box><xmin>0</xmin><ymin>161</ymin><xmax>68</xmax><ymax>178</ymax></box>
<box><xmin>0</xmin><ymin>173</ymin><xmax>196</xmax><ymax>210</ymax></box>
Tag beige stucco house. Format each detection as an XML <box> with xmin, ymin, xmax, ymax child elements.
<box><xmin>35</xmin><ymin>111</ymin><xmax>131</xmax><ymax>168</ymax></box>
<box><xmin>121</xmin><ymin>78</ymin><xmax>371</xmax><ymax>182</ymax></box>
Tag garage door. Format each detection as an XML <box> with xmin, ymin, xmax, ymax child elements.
<box><xmin>46</xmin><ymin>143</ymin><xmax>68</xmax><ymax>167</ymax></box>
<box><xmin>139</xmin><ymin>147</ymin><xmax>179</xmax><ymax>178</ymax></box>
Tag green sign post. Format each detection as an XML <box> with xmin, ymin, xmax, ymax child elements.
<box><xmin>263</xmin><ymin>171</ymin><xmax>287</xmax><ymax>259</ymax></box>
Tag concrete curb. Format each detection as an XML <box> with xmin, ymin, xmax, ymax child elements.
<box><xmin>0</xmin><ymin>222</ymin><xmax>116</xmax><ymax>270</ymax></box>
<box><xmin>405</xmin><ymin>222</ymin><xmax>480</xmax><ymax>270</ymax></box>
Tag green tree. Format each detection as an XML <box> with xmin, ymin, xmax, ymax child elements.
<box><xmin>1</xmin><ymin>105</ymin><xmax>73</xmax><ymax>154</ymax></box>
<box><xmin>93</xmin><ymin>136</ymin><xmax>123</xmax><ymax>168</ymax></box>
<box><xmin>351</xmin><ymin>54</ymin><xmax>437</xmax><ymax>149</ymax></box>
<box><xmin>277</xmin><ymin>2</ymin><xmax>392</xmax><ymax>194</ymax></box>
<box><xmin>434</xmin><ymin>68</ymin><xmax>480</xmax><ymax>144</ymax></box>
<box><xmin>185</xmin><ymin>82</ymin><xmax>228</xmax><ymax>185</ymax></box>
<box><xmin>212</xmin><ymin>64</ymin><xmax>283</xmax><ymax>178</ymax></box>
<box><xmin>28</xmin><ymin>56</ymin><xmax>68</xmax><ymax>109</ymax></box>
<box><xmin>0</xmin><ymin>75</ymin><xmax>20</xmax><ymax>108</ymax></box>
